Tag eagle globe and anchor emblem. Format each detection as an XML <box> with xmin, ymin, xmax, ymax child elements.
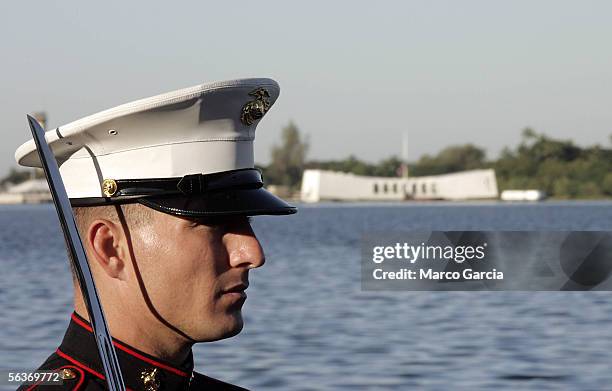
<box><xmin>240</xmin><ymin>87</ymin><xmax>271</xmax><ymax>126</ymax></box>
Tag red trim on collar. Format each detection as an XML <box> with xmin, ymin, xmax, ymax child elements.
<box><xmin>70</xmin><ymin>313</ymin><xmax>94</xmax><ymax>333</ymax></box>
<box><xmin>56</xmin><ymin>349</ymin><xmax>135</xmax><ymax>391</ymax></box>
<box><xmin>56</xmin><ymin>349</ymin><xmax>105</xmax><ymax>380</ymax></box>
<box><xmin>70</xmin><ymin>313</ymin><xmax>190</xmax><ymax>378</ymax></box>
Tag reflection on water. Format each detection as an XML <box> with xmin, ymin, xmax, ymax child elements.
<box><xmin>1</xmin><ymin>201</ymin><xmax>611</xmax><ymax>390</ymax></box>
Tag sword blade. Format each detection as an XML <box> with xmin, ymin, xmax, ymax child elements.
<box><xmin>27</xmin><ymin>115</ymin><xmax>125</xmax><ymax>391</ymax></box>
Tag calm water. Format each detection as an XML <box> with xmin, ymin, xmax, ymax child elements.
<box><xmin>1</xmin><ymin>201</ymin><xmax>612</xmax><ymax>390</ymax></box>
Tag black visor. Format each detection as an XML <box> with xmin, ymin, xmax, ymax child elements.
<box><xmin>139</xmin><ymin>187</ymin><xmax>296</xmax><ymax>217</ymax></box>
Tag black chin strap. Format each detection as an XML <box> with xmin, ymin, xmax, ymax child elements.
<box><xmin>114</xmin><ymin>204</ymin><xmax>197</xmax><ymax>344</ymax></box>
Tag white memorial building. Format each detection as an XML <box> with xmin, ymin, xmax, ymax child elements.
<box><xmin>300</xmin><ymin>169</ymin><xmax>498</xmax><ymax>202</ymax></box>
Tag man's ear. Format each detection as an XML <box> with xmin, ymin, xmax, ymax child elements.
<box><xmin>86</xmin><ymin>219</ymin><xmax>128</xmax><ymax>280</ymax></box>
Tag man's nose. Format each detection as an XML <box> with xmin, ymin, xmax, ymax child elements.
<box><xmin>225</xmin><ymin>230</ymin><xmax>266</xmax><ymax>269</ymax></box>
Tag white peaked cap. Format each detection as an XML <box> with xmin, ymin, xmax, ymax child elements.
<box><xmin>15</xmin><ymin>78</ymin><xmax>296</xmax><ymax>217</ymax></box>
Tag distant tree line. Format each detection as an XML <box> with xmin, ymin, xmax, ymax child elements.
<box><xmin>261</xmin><ymin>124</ymin><xmax>612</xmax><ymax>199</ymax></box>
<box><xmin>493</xmin><ymin>128</ymin><xmax>612</xmax><ymax>199</ymax></box>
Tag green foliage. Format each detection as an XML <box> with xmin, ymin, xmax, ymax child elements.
<box><xmin>306</xmin><ymin>155</ymin><xmax>404</xmax><ymax>177</ymax></box>
<box><xmin>307</xmin><ymin>145</ymin><xmax>486</xmax><ymax>179</ymax></box>
<box><xmin>410</xmin><ymin>144</ymin><xmax>486</xmax><ymax>176</ymax></box>
<box><xmin>264</xmin><ymin>121</ymin><xmax>309</xmax><ymax>189</ymax></box>
<box><xmin>492</xmin><ymin>129</ymin><xmax>612</xmax><ymax>199</ymax></box>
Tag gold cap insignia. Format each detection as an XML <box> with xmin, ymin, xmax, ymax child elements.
<box><xmin>141</xmin><ymin>368</ymin><xmax>161</xmax><ymax>391</ymax></box>
<box><xmin>240</xmin><ymin>87</ymin><xmax>271</xmax><ymax>126</ymax></box>
<box><xmin>59</xmin><ymin>368</ymin><xmax>77</xmax><ymax>380</ymax></box>
<box><xmin>101</xmin><ymin>179</ymin><xmax>118</xmax><ymax>197</ymax></box>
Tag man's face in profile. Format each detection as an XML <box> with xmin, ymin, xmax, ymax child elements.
<box><xmin>125</xmin><ymin>208</ymin><xmax>265</xmax><ymax>342</ymax></box>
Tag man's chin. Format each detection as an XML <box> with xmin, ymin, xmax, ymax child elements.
<box><xmin>196</xmin><ymin>314</ymin><xmax>244</xmax><ymax>342</ymax></box>
<box><xmin>223</xmin><ymin>321</ymin><xmax>244</xmax><ymax>339</ymax></box>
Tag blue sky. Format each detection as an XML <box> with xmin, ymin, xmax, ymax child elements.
<box><xmin>1</xmin><ymin>1</ymin><xmax>611</xmax><ymax>176</ymax></box>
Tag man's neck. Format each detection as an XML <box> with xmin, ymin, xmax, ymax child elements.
<box><xmin>74</xmin><ymin>300</ymin><xmax>193</xmax><ymax>365</ymax></box>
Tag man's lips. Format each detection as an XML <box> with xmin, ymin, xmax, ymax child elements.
<box><xmin>221</xmin><ymin>283</ymin><xmax>248</xmax><ymax>300</ymax></box>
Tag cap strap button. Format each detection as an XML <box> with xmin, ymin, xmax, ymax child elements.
<box><xmin>102</xmin><ymin>179</ymin><xmax>118</xmax><ymax>197</ymax></box>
